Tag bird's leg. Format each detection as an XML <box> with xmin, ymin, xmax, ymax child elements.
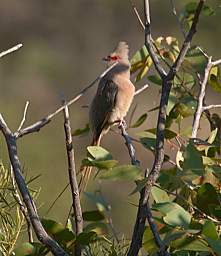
<box><xmin>117</xmin><ymin>119</ymin><xmax>127</xmax><ymax>129</ymax></box>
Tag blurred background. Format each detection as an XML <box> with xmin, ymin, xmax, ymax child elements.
<box><xmin>0</xmin><ymin>0</ymin><xmax>220</xmax><ymax>242</ymax></box>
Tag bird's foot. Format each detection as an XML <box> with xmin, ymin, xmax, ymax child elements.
<box><xmin>117</xmin><ymin>119</ymin><xmax>127</xmax><ymax>129</ymax></box>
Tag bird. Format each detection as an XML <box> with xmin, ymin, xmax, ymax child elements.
<box><xmin>79</xmin><ymin>41</ymin><xmax>135</xmax><ymax>194</ymax></box>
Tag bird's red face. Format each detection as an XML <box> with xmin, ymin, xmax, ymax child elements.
<box><xmin>102</xmin><ymin>54</ymin><xmax>121</xmax><ymax>62</ymax></box>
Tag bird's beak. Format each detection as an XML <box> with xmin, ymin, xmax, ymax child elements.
<box><xmin>102</xmin><ymin>56</ymin><xmax>109</xmax><ymax>61</ymax></box>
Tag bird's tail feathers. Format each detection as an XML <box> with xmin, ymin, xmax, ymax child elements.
<box><xmin>78</xmin><ymin>135</ymin><xmax>101</xmax><ymax>195</ymax></box>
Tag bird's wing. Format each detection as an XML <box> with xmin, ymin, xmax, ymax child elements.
<box><xmin>90</xmin><ymin>78</ymin><xmax>118</xmax><ymax>140</ymax></box>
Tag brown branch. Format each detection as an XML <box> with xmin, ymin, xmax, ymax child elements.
<box><xmin>128</xmin><ymin>1</ymin><xmax>205</xmax><ymax>255</ymax></box>
<box><xmin>10</xmin><ymin>166</ymin><xmax>33</xmax><ymax>243</ymax></box>
<box><xmin>15</xmin><ymin>62</ymin><xmax>118</xmax><ymax>139</ymax></box>
<box><xmin>0</xmin><ymin>114</ymin><xmax>68</xmax><ymax>256</ymax></box>
<box><xmin>62</xmin><ymin>102</ymin><xmax>83</xmax><ymax>256</ymax></box>
<box><xmin>0</xmin><ymin>43</ymin><xmax>23</xmax><ymax>58</ymax></box>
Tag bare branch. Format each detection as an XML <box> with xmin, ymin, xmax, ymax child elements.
<box><xmin>144</xmin><ymin>0</ymin><xmax>167</xmax><ymax>78</ymax></box>
<box><xmin>17</xmin><ymin>101</ymin><xmax>30</xmax><ymax>132</ymax></box>
<box><xmin>0</xmin><ymin>114</ymin><xmax>68</xmax><ymax>256</ymax></box>
<box><xmin>192</xmin><ymin>58</ymin><xmax>213</xmax><ymax>138</ymax></box>
<box><xmin>130</xmin><ymin>0</ymin><xmax>145</xmax><ymax>29</ymax></box>
<box><xmin>0</xmin><ymin>44</ymin><xmax>23</xmax><ymax>58</ymax></box>
<box><xmin>15</xmin><ymin>62</ymin><xmax>118</xmax><ymax>139</ymax></box>
<box><xmin>10</xmin><ymin>166</ymin><xmax>33</xmax><ymax>243</ymax></box>
<box><xmin>134</xmin><ymin>84</ymin><xmax>149</xmax><ymax>96</ymax></box>
<box><xmin>170</xmin><ymin>0</ymin><xmax>186</xmax><ymax>37</ymax></box>
<box><xmin>212</xmin><ymin>59</ymin><xmax>221</xmax><ymax>66</ymax></box>
<box><xmin>203</xmin><ymin>104</ymin><xmax>221</xmax><ymax>111</ymax></box>
<box><xmin>62</xmin><ymin>102</ymin><xmax>83</xmax><ymax>256</ymax></box>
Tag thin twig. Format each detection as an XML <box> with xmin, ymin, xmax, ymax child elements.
<box><xmin>203</xmin><ymin>104</ymin><xmax>221</xmax><ymax>111</ymax></box>
<box><xmin>15</xmin><ymin>62</ymin><xmax>118</xmax><ymax>138</ymax></box>
<box><xmin>192</xmin><ymin>58</ymin><xmax>212</xmax><ymax>138</ymax></box>
<box><xmin>130</xmin><ymin>0</ymin><xmax>145</xmax><ymax>29</ymax></box>
<box><xmin>0</xmin><ymin>44</ymin><xmax>23</xmax><ymax>58</ymax></box>
<box><xmin>128</xmin><ymin>1</ymin><xmax>205</xmax><ymax>255</ymax></box>
<box><xmin>0</xmin><ymin>114</ymin><xmax>68</xmax><ymax>256</ymax></box>
<box><xmin>134</xmin><ymin>84</ymin><xmax>149</xmax><ymax>95</ymax></box>
<box><xmin>62</xmin><ymin>102</ymin><xmax>83</xmax><ymax>256</ymax></box>
<box><xmin>144</xmin><ymin>1</ymin><xmax>167</xmax><ymax>78</ymax></box>
<box><xmin>17</xmin><ymin>101</ymin><xmax>30</xmax><ymax>132</ymax></box>
<box><xmin>170</xmin><ymin>0</ymin><xmax>186</xmax><ymax>37</ymax></box>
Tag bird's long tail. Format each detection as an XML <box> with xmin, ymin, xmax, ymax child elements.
<box><xmin>78</xmin><ymin>135</ymin><xmax>101</xmax><ymax>195</ymax></box>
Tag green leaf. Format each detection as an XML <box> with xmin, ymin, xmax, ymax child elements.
<box><xmin>196</xmin><ymin>183</ymin><xmax>220</xmax><ymax>215</ymax></box>
<box><xmin>182</xmin><ymin>142</ymin><xmax>204</xmax><ymax>181</ymax></box>
<box><xmin>130</xmin><ymin>45</ymin><xmax>149</xmax><ymax>73</ymax></box>
<box><xmin>171</xmin><ymin>235</ymin><xmax>209</xmax><ymax>252</ymax></box>
<box><xmin>41</xmin><ymin>219</ymin><xmax>64</xmax><ymax>236</ymax></box>
<box><xmin>142</xmin><ymin>226</ymin><xmax>158</xmax><ymax>254</ymax></box>
<box><xmin>130</xmin><ymin>113</ymin><xmax>147</xmax><ymax>128</ymax></box>
<box><xmin>84</xmin><ymin>222</ymin><xmax>109</xmax><ymax>236</ymax></box>
<box><xmin>82</xmin><ymin>158</ymin><xmax>118</xmax><ymax>169</ymax></box>
<box><xmin>54</xmin><ymin>229</ymin><xmax>75</xmax><ymax>247</ymax></box>
<box><xmin>87</xmin><ymin>146</ymin><xmax>112</xmax><ymax>161</ymax></box>
<box><xmin>146</xmin><ymin>128</ymin><xmax>177</xmax><ymax>140</ymax></box>
<box><xmin>151</xmin><ymin>186</ymin><xmax>170</xmax><ymax>203</ymax></box>
<box><xmin>72</xmin><ymin>123</ymin><xmax>90</xmax><ymax>136</ymax></box>
<box><xmin>83</xmin><ymin>210</ymin><xmax>105</xmax><ymax>222</ymax></box>
<box><xmin>184</xmin><ymin>46</ymin><xmax>208</xmax><ymax>74</ymax></box>
<box><xmin>84</xmin><ymin>192</ymin><xmax>111</xmax><ymax>212</ymax></box>
<box><xmin>206</xmin><ymin>237</ymin><xmax>221</xmax><ymax>256</ymax></box>
<box><xmin>202</xmin><ymin>220</ymin><xmax>218</xmax><ymax>240</ymax></box>
<box><xmin>14</xmin><ymin>243</ymin><xmax>38</xmax><ymax>256</ymax></box>
<box><xmin>208</xmin><ymin>66</ymin><xmax>221</xmax><ymax>93</ymax></box>
<box><xmin>140</xmin><ymin>136</ymin><xmax>156</xmax><ymax>152</ymax></box>
<box><xmin>152</xmin><ymin>202</ymin><xmax>191</xmax><ymax>228</ymax></box>
<box><xmin>148</xmin><ymin>74</ymin><xmax>162</xmax><ymax>86</ymax></box>
<box><xmin>76</xmin><ymin>231</ymin><xmax>98</xmax><ymax>245</ymax></box>
<box><xmin>134</xmin><ymin>56</ymin><xmax>152</xmax><ymax>82</ymax></box>
<box><xmin>99</xmin><ymin>165</ymin><xmax>142</xmax><ymax>181</ymax></box>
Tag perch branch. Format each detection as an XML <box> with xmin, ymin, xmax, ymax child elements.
<box><xmin>0</xmin><ymin>114</ymin><xmax>68</xmax><ymax>256</ymax></box>
<box><xmin>15</xmin><ymin>62</ymin><xmax>118</xmax><ymax>138</ymax></box>
<box><xmin>0</xmin><ymin>44</ymin><xmax>23</xmax><ymax>58</ymax></box>
<box><xmin>128</xmin><ymin>1</ymin><xmax>205</xmax><ymax>255</ymax></box>
<box><xmin>62</xmin><ymin>102</ymin><xmax>83</xmax><ymax>256</ymax></box>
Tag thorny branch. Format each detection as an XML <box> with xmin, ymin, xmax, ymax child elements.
<box><xmin>62</xmin><ymin>102</ymin><xmax>83</xmax><ymax>256</ymax></box>
<box><xmin>0</xmin><ymin>115</ymin><xmax>68</xmax><ymax>256</ymax></box>
<box><xmin>128</xmin><ymin>1</ymin><xmax>205</xmax><ymax>255</ymax></box>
